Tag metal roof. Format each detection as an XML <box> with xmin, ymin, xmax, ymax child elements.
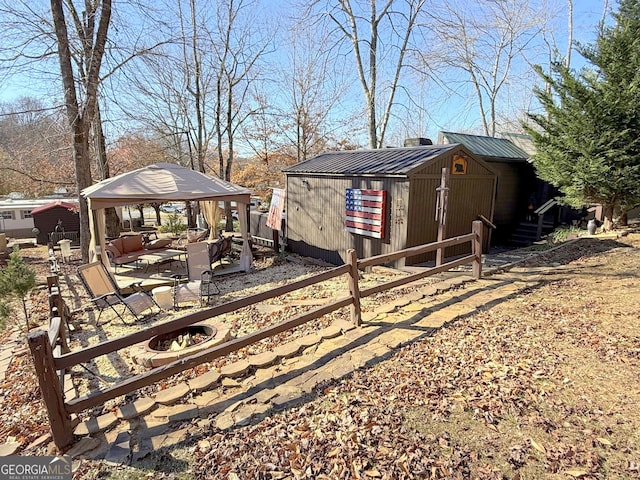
<box><xmin>439</xmin><ymin>131</ymin><xmax>529</xmax><ymax>161</ymax></box>
<box><xmin>282</xmin><ymin>144</ymin><xmax>459</xmax><ymax>175</ymax></box>
<box><xmin>30</xmin><ymin>200</ymin><xmax>79</xmax><ymax>215</ymax></box>
<box><xmin>499</xmin><ymin>132</ymin><xmax>536</xmax><ymax>157</ymax></box>
<box><xmin>0</xmin><ymin>197</ymin><xmax>78</xmax><ymax>211</ymax></box>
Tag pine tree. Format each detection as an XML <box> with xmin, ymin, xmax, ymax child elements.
<box><xmin>0</xmin><ymin>246</ymin><xmax>37</xmax><ymax>332</ymax></box>
<box><xmin>524</xmin><ymin>0</ymin><xmax>640</xmax><ymax>229</ymax></box>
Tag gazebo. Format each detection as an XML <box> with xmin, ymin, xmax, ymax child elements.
<box><xmin>81</xmin><ymin>163</ymin><xmax>253</xmax><ymax>272</ymax></box>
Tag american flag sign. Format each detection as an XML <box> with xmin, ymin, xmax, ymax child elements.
<box><xmin>345</xmin><ymin>188</ymin><xmax>386</xmax><ymax>238</ymax></box>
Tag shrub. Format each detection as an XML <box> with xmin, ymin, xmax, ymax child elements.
<box><xmin>158</xmin><ymin>213</ymin><xmax>187</xmax><ymax>236</ymax></box>
<box><xmin>546</xmin><ymin>225</ymin><xmax>583</xmax><ymax>244</ymax></box>
<box><xmin>0</xmin><ymin>246</ymin><xmax>37</xmax><ymax>332</ymax></box>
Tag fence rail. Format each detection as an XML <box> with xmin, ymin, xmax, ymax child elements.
<box><xmin>29</xmin><ymin>221</ymin><xmax>483</xmax><ymax>450</ymax></box>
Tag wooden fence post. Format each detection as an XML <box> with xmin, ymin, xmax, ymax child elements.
<box><xmin>27</xmin><ymin>331</ymin><xmax>74</xmax><ymax>451</ymax></box>
<box><xmin>346</xmin><ymin>249</ymin><xmax>362</xmax><ymax>327</ymax></box>
<box><xmin>435</xmin><ymin>167</ymin><xmax>450</xmax><ymax>266</ymax></box>
<box><xmin>47</xmin><ymin>276</ymin><xmax>70</xmax><ymax>353</ymax></box>
<box><xmin>46</xmin><ymin>275</ymin><xmax>59</xmax><ymax>291</ymax></box>
<box><xmin>472</xmin><ymin>220</ymin><xmax>483</xmax><ymax>279</ymax></box>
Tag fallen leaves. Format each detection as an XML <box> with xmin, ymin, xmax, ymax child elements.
<box><xmin>4</xmin><ymin>235</ymin><xmax>640</xmax><ymax>478</ymax></box>
<box><xmin>188</xmin><ymin>236</ymin><xmax>640</xmax><ymax>479</ymax></box>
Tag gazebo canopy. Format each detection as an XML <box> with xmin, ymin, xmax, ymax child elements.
<box><xmin>81</xmin><ymin>162</ymin><xmax>253</xmax><ymax>272</ymax></box>
<box><xmin>81</xmin><ymin>162</ymin><xmax>251</xmax><ymax>208</ymax></box>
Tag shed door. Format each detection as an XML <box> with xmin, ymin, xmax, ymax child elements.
<box><xmin>405</xmin><ymin>176</ymin><xmax>495</xmax><ymax>265</ymax></box>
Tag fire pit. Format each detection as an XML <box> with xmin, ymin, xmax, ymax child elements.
<box><xmin>149</xmin><ymin>324</ymin><xmax>215</xmax><ymax>352</ymax></box>
<box><xmin>131</xmin><ymin>322</ymin><xmax>231</xmax><ymax>368</ymax></box>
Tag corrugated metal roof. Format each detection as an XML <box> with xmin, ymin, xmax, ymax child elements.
<box><xmin>439</xmin><ymin>131</ymin><xmax>529</xmax><ymax>161</ymax></box>
<box><xmin>282</xmin><ymin>144</ymin><xmax>459</xmax><ymax>175</ymax></box>
<box><xmin>499</xmin><ymin>132</ymin><xmax>536</xmax><ymax>157</ymax></box>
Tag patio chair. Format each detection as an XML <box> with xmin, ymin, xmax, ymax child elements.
<box><xmin>172</xmin><ymin>241</ymin><xmax>220</xmax><ymax>308</ymax></box>
<box><xmin>78</xmin><ymin>262</ymin><xmax>159</xmax><ymax>325</ymax></box>
<box><xmin>208</xmin><ymin>234</ymin><xmax>233</xmax><ymax>268</ymax></box>
<box><xmin>177</xmin><ymin>228</ymin><xmax>209</xmax><ymax>247</ymax></box>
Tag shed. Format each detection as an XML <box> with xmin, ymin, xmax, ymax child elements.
<box><xmin>283</xmin><ymin>144</ymin><xmax>497</xmax><ymax>266</ymax></box>
<box><xmin>438</xmin><ymin>131</ymin><xmax>555</xmax><ymax>244</ymax></box>
<box><xmin>30</xmin><ymin>200</ymin><xmax>80</xmax><ymax>245</ymax></box>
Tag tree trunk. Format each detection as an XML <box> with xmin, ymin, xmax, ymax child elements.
<box><xmin>619</xmin><ymin>211</ymin><xmax>628</xmax><ymax>227</ymax></box>
<box><xmin>50</xmin><ymin>0</ymin><xmax>112</xmax><ymax>263</ymax></box>
<box><xmin>152</xmin><ymin>204</ymin><xmax>162</xmax><ymax>226</ymax></box>
<box><xmin>94</xmin><ymin>103</ymin><xmax>120</xmax><ymax>238</ymax></box>
<box><xmin>136</xmin><ymin>205</ymin><xmax>145</xmax><ymax>226</ymax></box>
<box><xmin>602</xmin><ymin>204</ymin><xmax>615</xmax><ymax>231</ymax></box>
<box><xmin>71</xmin><ymin>123</ymin><xmax>94</xmax><ymax>263</ymax></box>
<box><xmin>105</xmin><ymin>208</ymin><xmax>120</xmax><ymax>238</ymax></box>
<box><xmin>186</xmin><ymin>202</ymin><xmax>196</xmax><ymax>229</ymax></box>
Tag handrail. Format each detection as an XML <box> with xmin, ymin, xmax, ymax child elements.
<box><xmin>54</xmin><ymin>264</ymin><xmax>351</xmax><ymax>371</ymax></box>
<box><xmin>477</xmin><ymin>215</ymin><xmax>496</xmax><ymax>230</ymax></box>
<box><xmin>534</xmin><ymin>198</ymin><xmax>558</xmax><ymax>216</ymax></box>
<box><xmin>357</xmin><ymin>233</ymin><xmax>474</xmax><ymax>269</ymax></box>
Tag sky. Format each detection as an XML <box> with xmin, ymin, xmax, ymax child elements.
<box><xmin>0</xmin><ymin>0</ymin><xmax>617</xmax><ymax>144</ymax></box>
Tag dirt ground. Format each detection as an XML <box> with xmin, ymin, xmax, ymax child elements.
<box><xmin>2</xmin><ymin>233</ymin><xmax>640</xmax><ymax>479</ymax></box>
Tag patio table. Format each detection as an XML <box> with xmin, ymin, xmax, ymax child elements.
<box><xmin>138</xmin><ymin>249</ymin><xmax>186</xmax><ymax>273</ymax></box>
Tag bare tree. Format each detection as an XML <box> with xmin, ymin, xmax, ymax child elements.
<box><xmin>0</xmin><ymin>98</ymin><xmax>74</xmax><ymax>195</ymax></box>
<box><xmin>429</xmin><ymin>0</ymin><xmax>545</xmax><ymax>137</ymax></box>
<box><xmin>242</xmin><ymin>19</ymin><xmax>358</xmax><ymax>165</ymax></box>
<box><xmin>241</xmin><ymin>92</ymin><xmax>282</xmax><ymax>164</ymax></box>
<box><xmin>116</xmin><ymin>0</ymin><xmax>221</xmax><ymax>227</ymax></box>
<box><xmin>51</xmin><ymin>0</ymin><xmax>111</xmax><ymax>261</ymax></box>
<box><xmin>278</xmin><ymin>23</ymin><xmax>357</xmax><ymax>161</ymax></box>
<box><xmin>211</xmin><ymin>0</ymin><xmax>272</xmax><ymax>230</ymax></box>
<box><xmin>599</xmin><ymin>0</ymin><xmax>610</xmax><ymax>35</ymax></box>
<box><xmin>119</xmin><ymin>0</ymin><xmax>271</xmax><ymax>230</ymax></box>
<box><xmin>308</xmin><ymin>0</ymin><xmax>427</xmax><ymax>149</ymax></box>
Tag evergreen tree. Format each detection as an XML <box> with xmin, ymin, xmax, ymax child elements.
<box><xmin>524</xmin><ymin>0</ymin><xmax>640</xmax><ymax>229</ymax></box>
<box><xmin>0</xmin><ymin>247</ymin><xmax>37</xmax><ymax>332</ymax></box>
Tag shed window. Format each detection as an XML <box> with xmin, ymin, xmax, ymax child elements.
<box><xmin>21</xmin><ymin>210</ymin><xmax>32</xmax><ymax>219</ymax></box>
<box><xmin>1</xmin><ymin>211</ymin><xmax>15</xmax><ymax>220</ymax></box>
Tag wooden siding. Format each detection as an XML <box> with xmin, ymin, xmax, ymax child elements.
<box><xmin>405</xmin><ymin>150</ymin><xmax>496</xmax><ymax>265</ymax></box>
<box><xmin>32</xmin><ymin>207</ymin><xmax>80</xmax><ymax>245</ymax></box>
<box><xmin>412</xmin><ymin>149</ymin><xmax>495</xmax><ymax>177</ymax></box>
<box><xmin>285</xmin><ymin>144</ymin><xmax>496</xmax><ymax>266</ymax></box>
<box><xmin>485</xmin><ymin>161</ymin><xmax>537</xmax><ymax>241</ymax></box>
<box><xmin>286</xmin><ymin>175</ymin><xmax>409</xmax><ymax>264</ymax></box>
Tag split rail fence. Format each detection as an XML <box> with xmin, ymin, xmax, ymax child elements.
<box><xmin>29</xmin><ymin>221</ymin><xmax>483</xmax><ymax>450</ymax></box>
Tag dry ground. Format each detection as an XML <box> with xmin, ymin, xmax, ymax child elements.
<box><xmin>2</xmin><ymin>233</ymin><xmax>640</xmax><ymax>479</ymax></box>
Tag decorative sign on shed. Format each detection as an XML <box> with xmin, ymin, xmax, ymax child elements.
<box><xmin>452</xmin><ymin>154</ymin><xmax>468</xmax><ymax>175</ymax></box>
<box><xmin>345</xmin><ymin>188</ymin><xmax>386</xmax><ymax>238</ymax></box>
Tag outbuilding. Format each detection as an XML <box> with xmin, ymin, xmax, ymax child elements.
<box><xmin>438</xmin><ymin>131</ymin><xmax>558</xmax><ymax>244</ymax></box>
<box><xmin>31</xmin><ymin>200</ymin><xmax>80</xmax><ymax>245</ymax></box>
<box><xmin>283</xmin><ymin>143</ymin><xmax>497</xmax><ymax>266</ymax></box>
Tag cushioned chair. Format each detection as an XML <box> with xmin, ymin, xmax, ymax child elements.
<box><xmin>172</xmin><ymin>241</ymin><xmax>220</xmax><ymax>308</ymax></box>
<box><xmin>78</xmin><ymin>262</ymin><xmax>159</xmax><ymax>325</ymax></box>
<box><xmin>177</xmin><ymin>228</ymin><xmax>209</xmax><ymax>247</ymax></box>
<box><xmin>208</xmin><ymin>235</ymin><xmax>233</xmax><ymax>268</ymax></box>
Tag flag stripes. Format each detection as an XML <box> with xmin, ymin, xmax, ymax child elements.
<box><xmin>345</xmin><ymin>188</ymin><xmax>386</xmax><ymax>238</ymax></box>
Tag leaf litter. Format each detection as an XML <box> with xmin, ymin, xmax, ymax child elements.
<box><xmin>2</xmin><ymin>234</ymin><xmax>640</xmax><ymax>479</ymax></box>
